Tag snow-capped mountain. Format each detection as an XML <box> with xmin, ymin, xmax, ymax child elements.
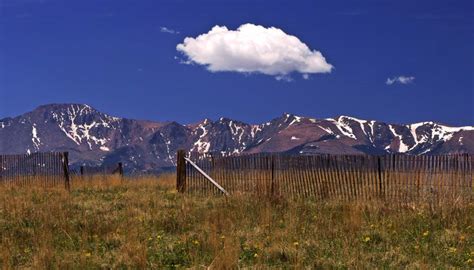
<box><xmin>1</xmin><ymin>104</ymin><xmax>473</xmax><ymax>173</ymax></box>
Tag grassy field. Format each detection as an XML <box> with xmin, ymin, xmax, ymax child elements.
<box><xmin>0</xmin><ymin>175</ymin><xmax>473</xmax><ymax>269</ymax></box>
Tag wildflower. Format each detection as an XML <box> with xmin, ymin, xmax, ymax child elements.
<box><xmin>471</xmin><ymin>251</ymin><xmax>474</xmax><ymax>256</ymax></box>
<box><xmin>448</xmin><ymin>247</ymin><xmax>457</xmax><ymax>253</ymax></box>
<box><xmin>220</xmin><ymin>235</ymin><xmax>225</xmax><ymax>239</ymax></box>
<box><xmin>157</xmin><ymin>235</ymin><xmax>162</xmax><ymax>239</ymax></box>
<box><xmin>466</xmin><ymin>258</ymin><xmax>472</xmax><ymax>264</ymax></box>
<box><xmin>414</xmin><ymin>245</ymin><xmax>419</xmax><ymax>250</ymax></box>
<box><xmin>370</xmin><ymin>224</ymin><xmax>375</xmax><ymax>229</ymax></box>
<box><xmin>193</xmin><ymin>240</ymin><xmax>199</xmax><ymax>245</ymax></box>
<box><xmin>363</xmin><ymin>236</ymin><xmax>371</xmax><ymax>243</ymax></box>
<box><xmin>253</xmin><ymin>253</ymin><xmax>258</xmax><ymax>258</ymax></box>
<box><xmin>148</xmin><ymin>237</ymin><xmax>153</xmax><ymax>241</ymax></box>
<box><xmin>459</xmin><ymin>235</ymin><xmax>465</xmax><ymax>241</ymax></box>
<box><xmin>422</xmin><ymin>231</ymin><xmax>429</xmax><ymax>237</ymax></box>
<box><xmin>85</xmin><ymin>252</ymin><xmax>91</xmax><ymax>257</ymax></box>
<box><xmin>293</xmin><ymin>242</ymin><xmax>299</xmax><ymax>247</ymax></box>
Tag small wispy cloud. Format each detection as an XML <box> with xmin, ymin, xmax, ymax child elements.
<box><xmin>386</xmin><ymin>76</ymin><xmax>415</xmax><ymax>85</ymax></box>
<box><xmin>160</xmin><ymin>26</ymin><xmax>179</xmax><ymax>34</ymax></box>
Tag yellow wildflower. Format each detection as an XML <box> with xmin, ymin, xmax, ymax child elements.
<box><xmin>193</xmin><ymin>240</ymin><xmax>199</xmax><ymax>245</ymax></box>
<box><xmin>466</xmin><ymin>258</ymin><xmax>472</xmax><ymax>264</ymax></box>
<box><xmin>363</xmin><ymin>236</ymin><xmax>371</xmax><ymax>242</ymax></box>
<box><xmin>84</xmin><ymin>252</ymin><xmax>91</xmax><ymax>257</ymax></box>
<box><xmin>293</xmin><ymin>242</ymin><xmax>299</xmax><ymax>247</ymax></box>
<box><xmin>448</xmin><ymin>247</ymin><xmax>457</xmax><ymax>253</ymax></box>
<box><xmin>422</xmin><ymin>231</ymin><xmax>429</xmax><ymax>237</ymax></box>
<box><xmin>459</xmin><ymin>235</ymin><xmax>465</xmax><ymax>241</ymax></box>
<box><xmin>220</xmin><ymin>235</ymin><xmax>225</xmax><ymax>239</ymax></box>
<box><xmin>253</xmin><ymin>253</ymin><xmax>258</xmax><ymax>258</ymax></box>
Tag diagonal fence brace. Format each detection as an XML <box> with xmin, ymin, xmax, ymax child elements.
<box><xmin>184</xmin><ymin>157</ymin><xmax>229</xmax><ymax>196</ymax></box>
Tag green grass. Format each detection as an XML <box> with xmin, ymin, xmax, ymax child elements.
<box><xmin>0</xmin><ymin>175</ymin><xmax>473</xmax><ymax>269</ymax></box>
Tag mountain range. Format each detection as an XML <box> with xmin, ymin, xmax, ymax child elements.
<box><xmin>1</xmin><ymin>104</ymin><xmax>473</xmax><ymax>173</ymax></box>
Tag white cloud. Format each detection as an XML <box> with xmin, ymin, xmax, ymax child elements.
<box><xmin>176</xmin><ymin>23</ymin><xmax>333</xmax><ymax>79</ymax></box>
<box><xmin>386</xmin><ymin>76</ymin><xmax>415</xmax><ymax>85</ymax></box>
<box><xmin>160</xmin><ymin>26</ymin><xmax>179</xmax><ymax>34</ymax></box>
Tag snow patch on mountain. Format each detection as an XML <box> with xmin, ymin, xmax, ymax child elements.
<box><xmin>327</xmin><ymin>117</ymin><xmax>357</xmax><ymax>139</ymax></box>
<box><xmin>367</xmin><ymin>120</ymin><xmax>376</xmax><ymax>143</ymax></box>
<box><xmin>340</xmin><ymin>115</ymin><xmax>368</xmax><ymax>136</ymax></box>
<box><xmin>191</xmin><ymin>121</ymin><xmax>211</xmax><ymax>153</ymax></box>
<box><xmin>51</xmin><ymin>104</ymin><xmax>116</xmax><ymax>149</ymax></box>
<box><xmin>388</xmin><ymin>125</ymin><xmax>409</xmax><ymax>153</ymax></box>
<box><xmin>318</xmin><ymin>125</ymin><xmax>334</xmax><ymax>134</ymax></box>
<box><xmin>31</xmin><ymin>124</ymin><xmax>41</xmax><ymax>150</ymax></box>
<box><xmin>408</xmin><ymin>122</ymin><xmax>474</xmax><ymax>151</ymax></box>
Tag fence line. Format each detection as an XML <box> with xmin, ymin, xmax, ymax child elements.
<box><xmin>0</xmin><ymin>152</ymin><xmax>70</xmax><ymax>190</ymax></box>
<box><xmin>75</xmin><ymin>162</ymin><xmax>124</xmax><ymax>176</ymax></box>
<box><xmin>177</xmin><ymin>151</ymin><xmax>473</xmax><ymax>201</ymax></box>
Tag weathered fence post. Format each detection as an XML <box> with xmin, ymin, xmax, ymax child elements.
<box><xmin>377</xmin><ymin>156</ymin><xmax>384</xmax><ymax>198</ymax></box>
<box><xmin>270</xmin><ymin>155</ymin><xmax>275</xmax><ymax>197</ymax></box>
<box><xmin>0</xmin><ymin>155</ymin><xmax>3</xmax><ymax>184</ymax></box>
<box><xmin>62</xmin><ymin>152</ymin><xmax>70</xmax><ymax>191</ymax></box>
<box><xmin>176</xmin><ymin>150</ymin><xmax>186</xmax><ymax>193</ymax></box>
<box><xmin>118</xmin><ymin>162</ymin><xmax>124</xmax><ymax>176</ymax></box>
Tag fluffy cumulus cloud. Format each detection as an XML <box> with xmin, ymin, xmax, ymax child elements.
<box><xmin>386</xmin><ymin>76</ymin><xmax>415</xmax><ymax>85</ymax></box>
<box><xmin>176</xmin><ymin>23</ymin><xmax>333</xmax><ymax>79</ymax></box>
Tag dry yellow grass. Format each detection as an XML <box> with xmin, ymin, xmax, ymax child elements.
<box><xmin>0</xmin><ymin>174</ymin><xmax>473</xmax><ymax>268</ymax></box>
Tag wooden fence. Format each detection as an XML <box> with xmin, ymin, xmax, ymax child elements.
<box><xmin>0</xmin><ymin>152</ymin><xmax>70</xmax><ymax>190</ymax></box>
<box><xmin>177</xmin><ymin>150</ymin><xmax>473</xmax><ymax>202</ymax></box>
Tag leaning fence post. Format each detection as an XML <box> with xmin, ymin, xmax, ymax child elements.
<box><xmin>176</xmin><ymin>150</ymin><xmax>186</xmax><ymax>193</ymax></box>
<box><xmin>62</xmin><ymin>152</ymin><xmax>70</xmax><ymax>191</ymax></box>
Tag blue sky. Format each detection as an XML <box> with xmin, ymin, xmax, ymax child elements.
<box><xmin>1</xmin><ymin>0</ymin><xmax>473</xmax><ymax>126</ymax></box>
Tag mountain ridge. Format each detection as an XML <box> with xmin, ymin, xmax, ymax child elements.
<box><xmin>1</xmin><ymin>104</ymin><xmax>473</xmax><ymax>173</ymax></box>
